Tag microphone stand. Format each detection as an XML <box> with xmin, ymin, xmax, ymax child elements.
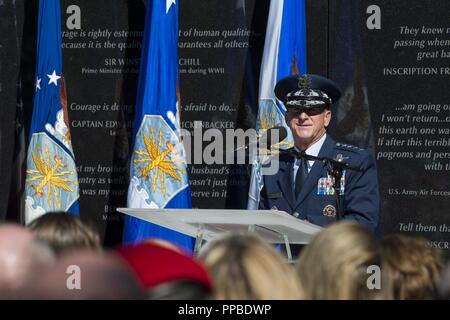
<box><xmin>274</xmin><ymin>148</ymin><xmax>363</xmax><ymax>221</ymax></box>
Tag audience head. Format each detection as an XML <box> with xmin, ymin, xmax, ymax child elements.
<box><xmin>24</xmin><ymin>250</ymin><xmax>145</xmax><ymax>299</ymax></box>
<box><xmin>296</xmin><ymin>221</ymin><xmax>383</xmax><ymax>300</ymax></box>
<box><xmin>199</xmin><ymin>232</ymin><xmax>303</xmax><ymax>300</ymax></box>
<box><xmin>0</xmin><ymin>224</ymin><xmax>55</xmax><ymax>298</ymax></box>
<box><xmin>117</xmin><ymin>240</ymin><xmax>212</xmax><ymax>299</ymax></box>
<box><xmin>27</xmin><ymin>212</ymin><xmax>101</xmax><ymax>256</ymax></box>
<box><xmin>381</xmin><ymin>234</ymin><xmax>444</xmax><ymax>300</ymax></box>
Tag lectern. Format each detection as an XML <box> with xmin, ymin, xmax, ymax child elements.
<box><xmin>118</xmin><ymin>208</ymin><xmax>321</xmax><ymax>261</ymax></box>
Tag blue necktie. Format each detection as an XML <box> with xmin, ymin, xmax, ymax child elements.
<box><xmin>294</xmin><ymin>154</ymin><xmax>308</xmax><ymax>198</ymax></box>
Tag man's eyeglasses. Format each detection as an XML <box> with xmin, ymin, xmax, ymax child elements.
<box><xmin>286</xmin><ymin>106</ymin><xmax>327</xmax><ymax>117</ymax></box>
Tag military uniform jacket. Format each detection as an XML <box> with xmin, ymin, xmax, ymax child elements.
<box><xmin>258</xmin><ymin>135</ymin><xmax>380</xmax><ymax>231</ymax></box>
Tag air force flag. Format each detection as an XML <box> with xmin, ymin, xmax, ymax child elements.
<box><xmin>124</xmin><ymin>0</ymin><xmax>194</xmax><ymax>252</ymax></box>
<box><xmin>25</xmin><ymin>0</ymin><xmax>80</xmax><ymax>224</ymax></box>
<box><xmin>248</xmin><ymin>0</ymin><xmax>307</xmax><ymax>209</ymax></box>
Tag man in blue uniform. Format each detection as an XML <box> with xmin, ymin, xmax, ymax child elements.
<box><xmin>258</xmin><ymin>74</ymin><xmax>379</xmax><ymax>231</ymax></box>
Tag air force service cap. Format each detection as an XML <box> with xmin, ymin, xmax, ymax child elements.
<box><xmin>275</xmin><ymin>74</ymin><xmax>341</xmax><ymax>109</ymax></box>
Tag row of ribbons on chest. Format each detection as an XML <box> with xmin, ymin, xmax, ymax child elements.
<box><xmin>294</xmin><ymin>155</ymin><xmax>346</xmax><ymax>197</ymax></box>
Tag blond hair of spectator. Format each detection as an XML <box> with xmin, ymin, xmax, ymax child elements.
<box><xmin>199</xmin><ymin>232</ymin><xmax>303</xmax><ymax>300</ymax></box>
<box><xmin>27</xmin><ymin>212</ymin><xmax>101</xmax><ymax>256</ymax></box>
<box><xmin>381</xmin><ymin>234</ymin><xmax>444</xmax><ymax>300</ymax></box>
<box><xmin>296</xmin><ymin>221</ymin><xmax>383</xmax><ymax>300</ymax></box>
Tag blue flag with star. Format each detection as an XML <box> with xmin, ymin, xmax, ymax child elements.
<box><xmin>25</xmin><ymin>0</ymin><xmax>80</xmax><ymax>224</ymax></box>
<box><xmin>123</xmin><ymin>0</ymin><xmax>194</xmax><ymax>252</ymax></box>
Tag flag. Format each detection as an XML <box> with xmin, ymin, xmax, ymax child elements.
<box><xmin>123</xmin><ymin>0</ymin><xmax>194</xmax><ymax>252</ymax></box>
<box><xmin>25</xmin><ymin>0</ymin><xmax>80</xmax><ymax>224</ymax></box>
<box><xmin>247</xmin><ymin>0</ymin><xmax>307</xmax><ymax>209</ymax></box>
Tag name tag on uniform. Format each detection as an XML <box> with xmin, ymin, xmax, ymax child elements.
<box><xmin>317</xmin><ymin>171</ymin><xmax>345</xmax><ymax>195</ymax></box>
<box><xmin>267</xmin><ymin>192</ymin><xmax>283</xmax><ymax>199</ymax></box>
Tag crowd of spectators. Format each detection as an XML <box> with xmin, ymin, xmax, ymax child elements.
<box><xmin>0</xmin><ymin>213</ymin><xmax>448</xmax><ymax>300</ymax></box>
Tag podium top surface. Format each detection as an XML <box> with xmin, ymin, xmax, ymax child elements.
<box><xmin>118</xmin><ymin>208</ymin><xmax>321</xmax><ymax>244</ymax></box>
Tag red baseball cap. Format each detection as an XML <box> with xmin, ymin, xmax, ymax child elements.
<box><xmin>116</xmin><ymin>241</ymin><xmax>212</xmax><ymax>291</ymax></box>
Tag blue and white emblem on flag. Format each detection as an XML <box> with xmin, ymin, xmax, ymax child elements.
<box><xmin>128</xmin><ymin>115</ymin><xmax>189</xmax><ymax>209</ymax></box>
<box><xmin>25</xmin><ymin>133</ymin><xmax>78</xmax><ymax>223</ymax></box>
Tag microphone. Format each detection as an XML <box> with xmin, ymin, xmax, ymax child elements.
<box><xmin>234</xmin><ymin>126</ymin><xmax>288</xmax><ymax>152</ymax></box>
<box><xmin>261</xmin><ymin>126</ymin><xmax>288</xmax><ymax>149</ymax></box>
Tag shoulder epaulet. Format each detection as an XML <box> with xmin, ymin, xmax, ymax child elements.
<box><xmin>335</xmin><ymin>142</ymin><xmax>364</xmax><ymax>152</ymax></box>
